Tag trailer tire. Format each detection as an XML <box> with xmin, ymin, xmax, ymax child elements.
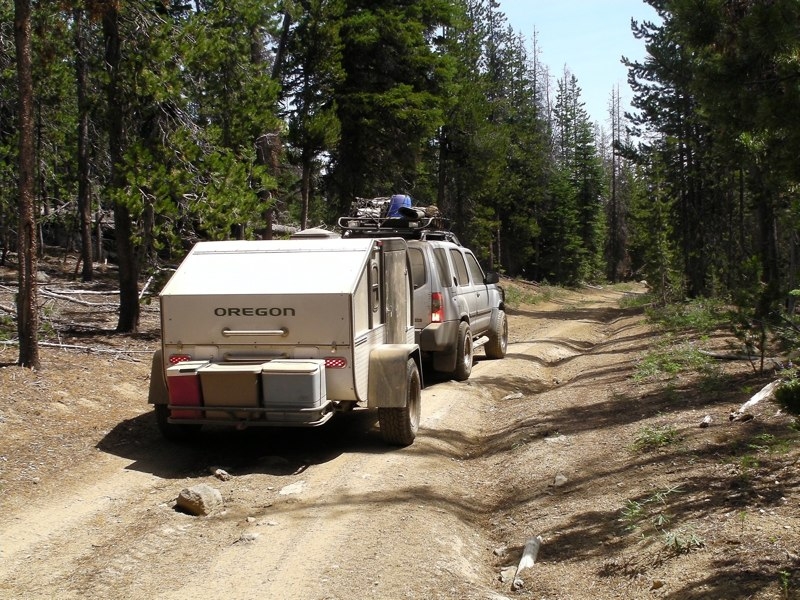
<box><xmin>378</xmin><ymin>359</ymin><xmax>421</xmax><ymax>446</ymax></box>
<box><xmin>485</xmin><ymin>309</ymin><xmax>508</xmax><ymax>359</ymax></box>
<box><xmin>453</xmin><ymin>321</ymin><xmax>473</xmax><ymax>381</ymax></box>
<box><xmin>155</xmin><ymin>404</ymin><xmax>201</xmax><ymax>442</ymax></box>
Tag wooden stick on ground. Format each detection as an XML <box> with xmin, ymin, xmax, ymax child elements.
<box><xmin>512</xmin><ymin>535</ymin><xmax>543</xmax><ymax>589</ymax></box>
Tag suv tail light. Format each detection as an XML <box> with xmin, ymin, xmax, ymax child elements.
<box><xmin>431</xmin><ymin>292</ymin><xmax>443</xmax><ymax>323</ymax></box>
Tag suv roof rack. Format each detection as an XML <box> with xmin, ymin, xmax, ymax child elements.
<box><xmin>337</xmin><ymin>215</ymin><xmax>461</xmax><ymax>245</ymax></box>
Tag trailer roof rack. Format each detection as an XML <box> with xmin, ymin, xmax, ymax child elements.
<box><xmin>337</xmin><ymin>214</ymin><xmax>461</xmax><ymax>245</ymax></box>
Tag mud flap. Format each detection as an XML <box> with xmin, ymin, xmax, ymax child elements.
<box><xmin>432</xmin><ymin>346</ymin><xmax>457</xmax><ymax>373</ymax></box>
<box><xmin>368</xmin><ymin>345</ymin><xmax>421</xmax><ymax>408</ymax></box>
<box><xmin>148</xmin><ymin>349</ymin><xmax>169</xmax><ymax>405</ymax></box>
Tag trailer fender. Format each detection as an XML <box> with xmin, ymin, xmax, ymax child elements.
<box><xmin>148</xmin><ymin>348</ymin><xmax>169</xmax><ymax>405</ymax></box>
<box><xmin>368</xmin><ymin>345</ymin><xmax>422</xmax><ymax>408</ymax></box>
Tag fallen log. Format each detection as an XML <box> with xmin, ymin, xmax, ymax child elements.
<box><xmin>40</xmin><ymin>288</ymin><xmax>118</xmax><ymax>307</ymax></box>
<box><xmin>0</xmin><ymin>339</ymin><xmax>152</xmax><ymax>356</ymax></box>
<box><xmin>737</xmin><ymin>380</ymin><xmax>781</xmax><ymax>414</ymax></box>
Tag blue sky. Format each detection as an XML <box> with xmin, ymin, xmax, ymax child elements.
<box><xmin>498</xmin><ymin>0</ymin><xmax>659</xmax><ymax>126</ymax></box>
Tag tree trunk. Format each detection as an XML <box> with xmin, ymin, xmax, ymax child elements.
<box><xmin>270</xmin><ymin>10</ymin><xmax>292</xmax><ymax>82</ymax></box>
<box><xmin>74</xmin><ymin>6</ymin><xmax>93</xmax><ymax>282</ymax></box>
<box><xmin>300</xmin><ymin>147</ymin><xmax>312</xmax><ymax>230</ymax></box>
<box><xmin>14</xmin><ymin>0</ymin><xmax>40</xmax><ymax>369</ymax></box>
<box><xmin>103</xmin><ymin>5</ymin><xmax>139</xmax><ymax>333</ymax></box>
<box><xmin>255</xmin><ymin>133</ymin><xmax>281</xmax><ymax>240</ymax></box>
<box><xmin>609</xmin><ymin>88</ymin><xmax>619</xmax><ymax>283</ymax></box>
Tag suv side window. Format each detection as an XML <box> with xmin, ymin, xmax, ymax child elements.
<box><xmin>449</xmin><ymin>248</ymin><xmax>470</xmax><ymax>287</ymax></box>
<box><xmin>408</xmin><ymin>247</ymin><xmax>426</xmax><ymax>289</ymax></box>
<box><xmin>432</xmin><ymin>247</ymin><xmax>453</xmax><ymax>287</ymax></box>
<box><xmin>465</xmin><ymin>252</ymin><xmax>486</xmax><ymax>285</ymax></box>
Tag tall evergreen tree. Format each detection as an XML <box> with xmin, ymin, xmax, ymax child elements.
<box><xmin>100</xmin><ymin>1</ymin><xmax>141</xmax><ymax>332</ymax></box>
<box><xmin>494</xmin><ymin>27</ymin><xmax>550</xmax><ymax>277</ymax></box>
<box><xmin>328</xmin><ymin>0</ymin><xmax>456</xmax><ymax>212</ymax></box>
<box><xmin>73</xmin><ymin>2</ymin><xmax>93</xmax><ymax>281</ymax></box>
<box><xmin>181</xmin><ymin>0</ymin><xmax>282</xmax><ymax>240</ymax></box>
<box><xmin>625</xmin><ymin>7</ymin><xmax>717</xmax><ymax>298</ymax></box>
<box><xmin>668</xmin><ymin>0</ymin><xmax>800</xmax><ymax>316</ymax></box>
<box><xmin>14</xmin><ymin>0</ymin><xmax>39</xmax><ymax>368</ymax></box>
<box><xmin>604</xmin><ymin>85</ymin><xmax>629</xmax><ymax>282</ymax></box>
<box><xmin>283</xmin><ymin>0</ymin><xmax>344</xmax><ymax>230</ymax></box>
<box><xmin>1</xmin><ymin>1</ymin><xmax>18</xmax><ymax>264</ymax></box>
<box><xmin>544</xmin><ymin>71</ymin><xmax>604</xmax><ymax>283</ymax></box>
<box><xmin>436</xmin><ymin>0</ymin><xmax>497</xmax><ymax>243</ymax></box>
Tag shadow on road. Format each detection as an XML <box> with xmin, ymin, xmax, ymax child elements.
<box><xmin>96</xmin><ymin>405</ymin><xmax>395</xmax><ymax>480</ymax></box>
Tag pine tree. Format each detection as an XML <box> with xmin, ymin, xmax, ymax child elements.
<box><xmin>328</xmin><ymin>0</ymin><xmax>456</xmax><ymax>212</ymax></box>
<box><xmin>283</xmin><ymin>0</ymin><xmax>345</xmax><ymax>230</ymax></box>
<box><xmin>545</xmin><ymin>70</ymin><xmax>604</xmax><ymax>284</ymax></box>
<box><xmin>1</xmin><ymin>1</ymin><xmax>19</xmax><ymax>264</ymax></box>
<box><xmin>14</xmin><ymin>0</ymin><xmax>39</xmax><ymax>368</ymax></box>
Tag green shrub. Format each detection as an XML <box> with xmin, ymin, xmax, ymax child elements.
<box><xmin>633</xmin><ymin>342</ymin><xmax>717</xmax><ymax>382</ymax></box>
<box><xmin>775</xmin><ymin>376</ymin><xmax>800</xmax><ymax>414</ymax></box>
<box><xmin>645</xmin><ymin>297</ymin><xmax>729</xmax><ymax>334</ymax></box>
<box><xmin>619</xmin><ymin>291</ymin><xmax>653</xmax><ymax>309</ymax></box>
<box><xmin>633</xmin><ymin>425</ymin><xmax>681</xmax><ymax>452</ymax></box>
<box><xmin>503</xmin><ymin>284</ymin><xmax>561</xmax><ymax>309</ymax></box>
<box><xmin>0</xmin><ymin>315</ymin><xmax>13</xmax><ymax>341</ymax></box>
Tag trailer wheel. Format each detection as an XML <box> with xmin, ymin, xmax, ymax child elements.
<box><xmin>453</xmin><ymin>321</ymin><xmax>473</xmax><ymax>381</ymax></box>
<box><xmin>155</xmin><ymin>404</ymin><xmax>201</xmax><ymax>442</ymax></box>
<box><xmin>378</xmin><ymin>359</ymin><xmax>421</xmax><ymax>446</ymax></box>
<box><xmin>485</xmin><ymin>309</ymin><xmax>508</xmax><ymax>359</ymax></box>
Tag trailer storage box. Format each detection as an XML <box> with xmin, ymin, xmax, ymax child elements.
<box><xmin>261</xmin><ymin>360</ymin><xmax>327</xmax><ymax>412</ymax></box>
<box><xmin>198</xmin><ymin>363</ymin><xmax>263</xmax><ymax>419</ymax></box>
<box><xmin>166</xmin><ymin>361</ymin><xmax>209</xmax><ymax>419</ymax></box>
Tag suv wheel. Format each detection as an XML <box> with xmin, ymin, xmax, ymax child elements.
<box><xmin>378</xmin><ymin>359</ymin><xmax>422</xmax><ymax>446</ymax></box>
<box><xmin>453</xmin><ymin>321</ymin><xmax>473</xmax><ymax>381</ymax></box>
<box><xmin>485</xmin><ymin>309</ymin><xmax>508</xmax><ymax>359</ymax></box>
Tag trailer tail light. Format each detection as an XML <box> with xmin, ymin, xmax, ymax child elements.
<box><xmin>168</xmin><ymin>354</ymin><xmax>192</xmax><ymax>365</ymax></box>
<box><xmin>431</xmin><ymin>292</ymin><xmax>444</xmax><ymax>323</ymax></box>
<box><xmin>325</xmin><ymin>357</ymin><xmax>347</xmax><ymax>369</ymax></box>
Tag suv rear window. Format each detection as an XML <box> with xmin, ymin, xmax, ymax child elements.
<box><xmin>408</xmin><ymin>247</ymin><xmax>426</xmax><ymax>289</ymax></box>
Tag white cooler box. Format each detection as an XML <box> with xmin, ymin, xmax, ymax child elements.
<box><xmin>261</xmin><ymin>360</ymin><xmax>327</xmax><ymax>411</ymax></box>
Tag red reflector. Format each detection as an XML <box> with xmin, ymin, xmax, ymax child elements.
<box><xmin>325</xmin><ymin>357</ymin><xmax>347</xmax><ymax>369</ymax></box>
<box><xmin>168</xmin><ymin>354</ymin><xmax>192</xmax><ymax>365</ymax></box>
<box><xmin>431</xmin><ymin>292</ymin><xmax>443</xmax><ymax>323</ymax></box>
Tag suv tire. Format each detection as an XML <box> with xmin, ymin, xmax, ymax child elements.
<box><xmin>485</xmin><ymin>309</ymin><xmax>508</xmax><ymax>359</ymax></box>
<box><xmin>378</xmin><ymin>359</ymin><xmax>421</xmax><ymax>446</ymax></box>
<box><xmin>453</xmin><ymin>321</ymin><xmax>473</xmax><ymax>381</ymax></box>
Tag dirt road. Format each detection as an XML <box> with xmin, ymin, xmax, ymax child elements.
<box><xmin>0</xmin><ymin>280</ymin><xmax>797</xmax><ymax>600</ymax></box>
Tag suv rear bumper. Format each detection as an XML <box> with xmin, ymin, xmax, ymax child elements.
<box><xmin>418</xmin><ymin>321</ymin><xmax>459</xmax><ymax>352</ymax></box>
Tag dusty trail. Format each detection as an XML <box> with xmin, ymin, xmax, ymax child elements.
<box><xmin>3</xmin><ymin>284</ymin><xmax>796</xmax><ymax>600</ymax></box>
<box><xmin>1</xmin><ymin>291</ymin><xmax>593</xmax><ymax>600</ymax></box>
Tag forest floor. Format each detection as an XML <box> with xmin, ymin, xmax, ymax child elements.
<box><xmin>0</xmin><ymin>254</ymin><xmax>798</xmax><ymax>599</ymax></box>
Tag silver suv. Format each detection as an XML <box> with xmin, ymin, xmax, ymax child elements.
<box><xmin>407</xmin><ymin>239</ymin><xmax>506</xmax><ymax>380</ymax></box>
<box><xmin>338</xmin><ymin>210</ymin><xmax>507</xmax><ymax>381</ymax></box>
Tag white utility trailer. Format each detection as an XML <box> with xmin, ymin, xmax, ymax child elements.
<box><xmin>147</xmin><ymin>236</ymin><xmax>423</xmax><ymax>446</ymax></box>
